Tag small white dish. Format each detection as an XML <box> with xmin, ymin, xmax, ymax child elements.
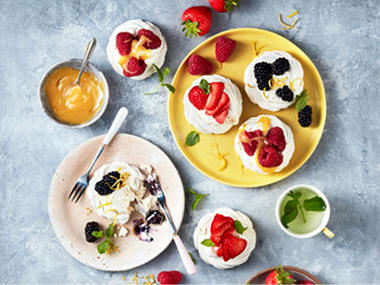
<box><xmin>275</xmin><ymin>184</ymin><xmax>333</xmax><ymax>239</ymax></box>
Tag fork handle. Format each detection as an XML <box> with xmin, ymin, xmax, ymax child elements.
<box><xmin>173</xmin><ymin>234</ymin><xmax>197</xmax><ymax>275</ymax></box>
<box><xmin>103</xmin><ymin>107</ymin><xmax>128</xmax><ymax>145</ymax></box>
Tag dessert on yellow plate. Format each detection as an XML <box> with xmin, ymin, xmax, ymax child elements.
<box><xmin>234</xmin><ymin>115</ymin><xmax>295</xmax><ymax>174</ymax></box>
<box><xmin>183</xmin><ymin>74</ymin><xmax>242</xmax><ymax>134</ymax></box>
<box><xmin>44</xmin><ymin>66</ymin><xmax>104</xmax><ymax>125</ymax></box>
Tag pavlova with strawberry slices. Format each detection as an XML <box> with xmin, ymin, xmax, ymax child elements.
<box><xmin>183</xmin><ymin>75</ymin><xmax>242</xmax><ymax>134</ymax></box>
<box><xmin>235</xmin><ymin>115</ymin><xmax>295</xmax><ymax>174</ymax></box>
<box><xmin>107</xmin><ymin>20</ymin><xmax>167</xmax><ymax>80</ymax></box>
<box><xmin>194</xmin><ymin>208</ymin><xmax>256</xmax><ymax>269</ymax></box>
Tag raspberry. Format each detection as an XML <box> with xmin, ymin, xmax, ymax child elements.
<box><xmin>95</xmin><ymin>171</ymin><xmax>120</xmax><ymax>196</ymax></box>
<box><xmin>157</xmin><ymin>271</ymin><xmax>182</xmax><ymax>285</ymax></box>
<box><xmin>241</xmin><ymin>130</ymin><xmax>263</xmax><ymax>156</ymax></box>
<box><xmin>276</xmin><ymin>85</ymin><xmax>294</xmax><ymax>102</ymax></box>
<box><xmin>187</xmin><ymin>54</ymin><xmax>213</xmax><ymax>75</ymax></box>
<box><xmin>254</xmin><ymin>62</ymin><xmax>273</xmax><ymax>91</ymax></box>
<box><xmin>137</xmin><ymin>29</ymin><xmax>162</xmax><ymax>49</ymax></box>
<box><xmin>298</xmin><ymin>105</ymin><xmax>312</xmax><ymax>127</ymax></box>
<box><xmin>84</xmin><ymin>221</ymin><xmax>100</xmax><ymax>243</ymax></box>
<box><xmin>122</xmin><ymin>57</ymin><xmax>147</xmax><ymax>77</ymax></box>
<box><xmin>272</xmin><ymin>57</ymin><xmax>290</xmax><ymax>75</ymax></box>
<box><xmin>258</xmin><ymin>146</ymin><xmax>283</xmax><ymax>168</ymax></box>
<box><xmin>116</xmin><ymin>32</ymin><xmax>134</xmax><ymax>56</ymax></box>
<box><xmin>266</xmin><ymin>127</ymin><xmax>286</xmax><ymax>151</ymax></box>
<box><xmin>215</xmin><ymin>36</ymin><xmax>237</xmax><ymax>62</ymax></box>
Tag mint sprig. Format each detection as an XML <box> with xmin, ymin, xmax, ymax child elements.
<box><xmin>96</xmin><ymin>223</ymin><xmax>116</xmax><ymax>255</ymax></box>
<box><xmin>296</xmin><ymin>90</ymin><xmax>309</xmax><ymax>112</ymax></box>
<box><xmin>145</xmin><ymin>64</ymin><xmax>175</xmax><ymax>94</ymax></box>
<box><xmin>185</xmin><ymin>131</ymin><xmax>200</xmax><ymax>146</ymax></box>
<box><xmin>186</xmin><ymin>187</ymin><xmax>208</xmax><ymax>210</ymax></box>
<box><xmin>97</xmin><ymin>238</ymin><xmax>113</xmax><ymax>254</ymax></box>
<box><xmin>281</xmin><ymin>191</ymin><xmax>327</xmax><ymax>228</ymax></box>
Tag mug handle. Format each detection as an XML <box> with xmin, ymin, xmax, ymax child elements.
<box><xmin>322</xmin><ymin>227</ymin><xmax>335</xmax><ymax>238</ymax></box>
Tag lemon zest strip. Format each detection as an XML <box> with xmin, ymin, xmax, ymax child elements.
<box><xmin>287</xmin><ymin>10</ymin><xmax>299</xmax><ymax>19</ymax></box>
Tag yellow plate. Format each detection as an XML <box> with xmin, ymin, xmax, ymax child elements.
<box><xmin>168</xmin><ymin>28</ymin><xmax>326</xmax><ymax>188</ymax></box>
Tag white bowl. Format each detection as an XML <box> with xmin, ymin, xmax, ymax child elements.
<box><xmin>275</xmin><ymin>184</ymin><xmax>331</xmax><ymax>239</ymax></box>
<box><xmin>38</xmin><ymin>59</ymin><xmax>109</xmax><ymax>128</ymax></box>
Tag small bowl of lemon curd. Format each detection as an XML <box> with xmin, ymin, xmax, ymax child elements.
<box><xmin>39</xmin><ymin>59</ymin><xmax>109</xmax><ymax>128</ymax></box>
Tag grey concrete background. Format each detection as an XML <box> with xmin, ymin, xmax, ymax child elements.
<box><xmin>0</xmin><ymin>0</ymin><xmax>379</xmax><ymax>284</ymax></box>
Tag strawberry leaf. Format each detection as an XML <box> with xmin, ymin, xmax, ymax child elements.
<box><xmin>224</xmin><ymin>0</ymin><xmax>240</xmax><ymax>12</ymax></box>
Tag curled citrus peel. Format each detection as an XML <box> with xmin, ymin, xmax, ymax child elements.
<box><xmin>262</xmin><ymin>88</ymin><xmax>269</xmax><ymax>99</ymax></box>
<box><xmin>278</xmin><ymin>13</ymin><xmax>298</xmax><ymax>30</ymax></box>
<box><xmin>287</xmin><ymin>10</ymin><xmax>299</xmax><ymax>18</ymax></box>
<box><xmin>247</xmin><ymin>83</ymin><xmax>255</xmax><ymax>88</ymax></box>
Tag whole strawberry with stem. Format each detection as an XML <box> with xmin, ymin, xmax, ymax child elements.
<box><xmin>209</xmin><ymin>0</ymin><xmax>240</xmax><ymax>13</ymax></box>
<box><xmin>182</xmin><ymin>6</ymin><xmax>212</xmax><ymax>38</ymax></box>
<box><xmin>265</xmin><ymin>266</ymin><xmax>296</xmax><ymax>285</ymax></box>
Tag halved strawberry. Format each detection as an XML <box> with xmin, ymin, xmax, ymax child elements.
<box><xmin>216</xmin><ymin>247</ymin><xmax>224</xmax><ymax>257</ymax></box>
<box><xmin>116</xmin><ymin>32</ymin><xmax>134</xmax><ymax>55</ymax></box>
<box><xmin>137</xmin><ymin>29</ymin><xmax>162</xmax><ymax>49</ymax></box>
<box><xmin>122</xmin><ymin>57</ymin><xmax>146</xmax><ymax>77</ymax></box>
<box><xmin>206</xmin><ymin>92</ymin><xmax>230</xmax><ymax>116</ymax></box>
<box><xmin>210</xmin><ymin>214</ymin><xmax>234</xmax><ymax>246</ymax></box>
<box><xmin>223</xmin><ymin>234</ymin><xmax>247</xmax><ymax>260</ymax></box>
<box><xmin>222</xmin><ymin>238</ymin><xmax>231</xmax><ymax>261</ymax></box>
<box><xmin>188</xmin><ymin>86</ymin><xmax>208</xmax><ymax>110</ymax></box>
<box><xmin>214</xmin><ymin>108</ymin><xmax>229</xmax><ymax>124</ymax></box>
<box><xmin>205</xmin><ymin>82</ymin><xmax>224</xmax><ymax>110</ymax></box>
<box><xmin>266</xmin><ymin>127</ymin><xmax>286</xmax><ymax>151</ymax></box>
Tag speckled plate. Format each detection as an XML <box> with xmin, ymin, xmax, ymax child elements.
<box><xmin>246</xmin><ymin>265</ymin><xmax>322</xmax><ymax>284</ymax></box>
<box><xmin>48</xmin><ymin>134</ymin><xmax>185</xmax><ymax>271</ymax></box>
<box><xmin>169</xmin><ymin>28</ymin><xmax>326</xmax><ymax>187</ymax></box>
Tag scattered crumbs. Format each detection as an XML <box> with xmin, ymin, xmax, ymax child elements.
<box><xmin>86</xmin><ymin>207</ymin><xmax>93</xmax><ymax>216</ymax></box>
<box><xmin>121</xmin><ymin>275</ymin><xmax>126</xmax><ymax>281</ymax></box>
<box><xmin>125</xmin><ymin>272</ymin><xmax>156</xmax><ymax>285</ymax></box>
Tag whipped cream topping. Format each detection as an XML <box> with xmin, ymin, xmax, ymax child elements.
<box><xmin>86</xmin><ymin>162</ymin><xmax>158</xmax><ymax>224</ymax></box>
<box><xmin>193</xmin><ymin>208</ymin><xmax>256</xmax><ymax>270</ymax></box>
<box><xmin>183</xmin><ymin>75</ymin><xmax>243</xmax><ymax>134</ymax></box>
<box><xmin>244</xmin><ymin>50</ymin><xmax>304</xmax><ymax>111</ymax></box>
<box><xmin>106</xmin><ymin>19</ymin><xmax>167</xmax><ymax>80</ymax></box>
<box><xmin>234</xmin><ymin>115</ymin><xmax>295</xmax><ymax>174</ymax></box>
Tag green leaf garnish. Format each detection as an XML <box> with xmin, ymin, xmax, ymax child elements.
<box><xmin>105</xmin><ymin>223</ymin><xmax>114</xmax><ymax>238</ymax></box>
<box><xmin>201</xmin><ymin>239</ymin><xmax>215</xmax><ymax>247</ymax></box>
<box><xmin>185</xmin><ymin>131</ymin><xmax>200</xmax><ymax>147</ymax></box>
<box><xmin>296</xmin><ymin>90</ymin><xmax>309</xmax><ymax>112</ymax></box>
<box><xmin>97</xmin><ymin>238</ymin><xmax>112</xmax><ymax>254</ymax></box>
<box><xmin>187</xmin><ymin>187</ymin><xmax>208</xmax><ymax>210</ymax></box>
<box><xmin>188</xmin><ymin>252</ymin><xmax>197</xmax><ymax>265</ymax></box>
<box><xmin>91</xmin><ymin>230</ymin><xmax>103</xmax><ymax>238</ymax></box>
<box><xmin>281</xmin><ymin>199</ymin><xmax>299</xmax><ymax>228</ymax></box>
<box><xmin>303</xmin><ymin>196</ymin><xmax>326</xmax><ymax>211</ymax></box>
<box><xmin>199</xmin><ymin>79</ymin><xmax>210</xmax><ymax>94</ymax></box>
<box><xmin>144</xmin><ymin>64</ymin><xmax>175</xmax><ymax>94</ymax></box>
<box><xmin>234</xmin><ymin>220</ymin><xmax>248</xmax><ymax>234</ymax></box>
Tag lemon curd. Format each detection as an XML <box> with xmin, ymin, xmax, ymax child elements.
<box><xmin>44</xmin><ymin>67</ymin><xmax>104</xmax><ymax>125</ymax></box>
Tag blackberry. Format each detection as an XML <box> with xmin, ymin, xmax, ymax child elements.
<box><xmin>298</xmin><ymin>105</ymin><xmax>312</xmax><ymax>127</ymax></box>
<box><xmin>254</xmin><ymin>62</ymin><xmax>272</xmax><ymax>91</ymax></box>
<box><xmin>84</xmin><ymin>221</ymin><xmax>100</xmax><ymax>243</ymax></box>
<box><xmin>276</xmin><ymin>86</ymin><xmax>294</xmax><ymax>102</ymax></box>
<box><xmin>146</xmin><ymin>210</ymin><xmax>165</xmax><ymax>225</ymax></box>
<box><xmin>94</xmin><ymin>171</ymin><xmax>120</xmax><ymax>196</ymax></box>
<box><xmin>272</xmin><ymin>57</ymin><xmax>290</xmax><ymax>75</ymax></box>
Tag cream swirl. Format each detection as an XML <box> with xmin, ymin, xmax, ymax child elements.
<box><xmin>106</xmin><ymin>20</ymin><xmax>167</xmax><ymax>80</ymax></box>
<box><xmin>234</xmin><ymin>115</ymin><xmax>295</xmax><ymax>174</ymax></box>
<box><xmin>193</xmin><ymin>208</ymin><xmax>256</xmax><ymax>270</ymax></box>
<box><xmin>183</xmin><ymin>75</ymin><xmax>243</xmax><ymax>134</ymax></box>
<box><xmin>244</xmin><ymin>50</ymin><xmax>304</xmax><ymax>111</ymax></box>
<box><xmin>87</xmin><ymin>162</ymin><xmax>157</xmax><ymax>224</ymax></box>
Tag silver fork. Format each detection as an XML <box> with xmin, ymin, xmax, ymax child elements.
<box><xmin>68</xmin><ymin>107</ymin><xmax>128</xmax><ymax>202</ymax></box>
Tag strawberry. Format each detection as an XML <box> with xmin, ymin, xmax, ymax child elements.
<box><xmin>157</xmin><ymin>271</ymin><xmax>182</xmax><ymax>285</ymax></box>
<box><xmin>188</xmin><ymin>86</ymin><xmax>208</xmax><ymax>110</ymax></box>
<box><xmin>219</xmin><ymin>234</ymin><xmax>247</xmax><ymax>261</ymax></box>
<box><xmin>182</xmin><ymin>6</ymin><xmax>212</xmax><ymax>37</ymax></box>
<box><xmin>298</xmin><ymin>281</ymin><xmax>314</xmax><ymax>285</ymax></box>
<box><xmin>210</xmin><ymin>214</ymin><xmax>234</xmax><ymax>245</ymax></box>
<box><xmin>188</xmin><ymin>54</ymin><xmax>213</xmax><ymax>75</ymax></box>
<box><xmin>214</xmin><ymin>108</ymin><xmax>228</xmax><ymax>124</ymax></box>
<box><xmin>266</xmin><ymin>127</ymin><xmax>286</xmax><ymax>151</ymax></box>
<box><xmin>215</xmin><ymin>36</ymin><xmax>237</xmax><ymax>62</ymax></box>
<box><xmin>258</xmin><ymin>146</ymin><xmax>283</xmax><ymax>168</ymax></box>
<box><xmin>208</xmin><ymin>0</ymin><xmax>240</xmax><ymax>13</ymax></box>
<box><xmin>122</xmin><ymin>57</ymin><xmax>146</xmax><ymax>77</ymax></box>
<box><xmin>116</xmin><ymin>32</ymin><xmax>134</xmax><ymax>55</ymax></box>
<box><xmin>205</xmin><ymin>82</ymin><xmax>225</xmax><ymax>110</ymax></box>
<box><xmin>206</xmin><ymin>92</ymin><xmax>230</xmax><ymax>116</ymax></box>
<box><xmin>137</xmin><ymin>29</ymin><xmax>162</xmax><ymax>49</ymax></box>
<box><xmin>265</xmin><ymin>266</ymin><xmax>296</xmax><ymax>285</ymax></box>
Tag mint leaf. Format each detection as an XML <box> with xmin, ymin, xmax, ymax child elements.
<box><xmin>145</xmin><ymin>65</ymin><xmax>174</xmax><ymax>94</ymax></box>
<box><xmin>97</xmin><ymin>238</ymin><xmax>112</xmax><ymax>254</ymax></box>
<box><xmin>188</xmin><ymin>252</ymin><xmax>197</xmax><ymax>265</ymax></box>
<box><xmin>185</xmin><ymin>131</ymin><xmax>200</xmax><ymax>147</ymax></box>
<box><xmin>201</xmin><ymin>239</ymin><xmax>215</xmax><ymax>247</ymax></box>
<box><xmin>304</xmin><ymin>196</ymin><xmax>326</xmax><ymax>212</ymax></box>
<box><xmin>199</xmin><ymin>79</ymin><xmax>210</xmax><ymax>94</ymax></box>
<box><xmin>234</xmin><ymin>220</ymin><xmax>248</xmax><ymax>234</ymax></box>
<box><xmin>162</xmin><ymin>83</ymin><xmax>176</xmax><ymax>93</ymax></box>
<box><xmin>187</xmin><ymin>187</ymin><xmax>208</xmax><ymax>210</ymax></box>
<box><xmin>163</xmin><ymin>67</ymin><xmax>170</xmax><ymax>78</ymax></box>
<box><xmin>296</xmin><ymin>90</ymin><xmax>309</xmax><ymax>112</ymax></box>
<box><xmin>153</xmin><ymin>64</ymin><xmax>164</xmax><ymax>82</ymax></box>
<box><xmin>91</xmin><ymin>230</ymin><xmax>103</xmax><ymax>238</ymax></box>
<box><xmin>105</xmin><ymin>223</ymin><xmax>114</xmax><ymax>238</ymax></box>
<box><xmin>281</xmin><ymin>197</ymin><xmax>299</xmax><ymax>228</ymax></box>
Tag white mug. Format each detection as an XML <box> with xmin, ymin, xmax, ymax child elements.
<box><xmin>275</xmin><ymin>184</ymin><xmax>334</xmax><ymax>239</ymax></box>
